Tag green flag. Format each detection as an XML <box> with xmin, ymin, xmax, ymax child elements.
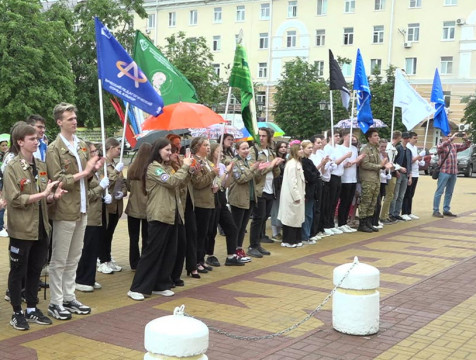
<box><xmin>229</xmin><ymin>44</ymin><xmax>259</xmax><ymax>142</ymax></box>
<box><xmin>133</xmin><ymin>31</ymin><xmax>198</xmax><ymax>105</ymax></box>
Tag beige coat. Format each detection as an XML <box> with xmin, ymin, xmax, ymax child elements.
<box><xmin>359</xmin><ymin>143</ymin><xmax>382</xmax><ymax>184</ymax></box>
<box><xmin>278</xmin><ymin>158</ymin><xmax>305</xmax><ymax>227</ymax></box>
<box><xmin>191</xmin><ymin>156</ymin><xmax>217</xmax><ymax>209</ymax></box>
<box><xmin>228</xmin><ymin>157</ymin><xmax>258</xmax><ymax>209</ymax></box>
<box><xmin>125</xmin><ymin>178</ymin><xmax>147</xmax><ymax>219</ymax></box>
<box><xmin>87</xmin><ymin>173</ymin><xmax>106</xmax><ymax>227</ymax></box>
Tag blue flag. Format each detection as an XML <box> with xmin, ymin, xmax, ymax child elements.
<box><xmin>353</xmin><ymin>49</ymin><xmax>373</xmax><ymax>134</ymax></box>
<box><xmin>430</xmin><ymin>68</ymin><xmax>450</xmax><ymax>136</ymax></box>
<box><xmin>95</xmin><ymin>17</ymin><xmax>163</xmax><ymax>116</ymax></box>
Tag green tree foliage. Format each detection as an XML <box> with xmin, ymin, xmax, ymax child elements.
<box><xmin>273</xmin><ymin>58</ymin><xmax>349</xmax><ymax>139</ymax></box>
<box><xmin>461</xmin><ymin>94</ymin><xmax>476</xmax><ymax>140</ymax></box>
<box><xmin>0</xmin><ymin>0</ymin><xmax>75</xmax><ymax>133</ymax></box>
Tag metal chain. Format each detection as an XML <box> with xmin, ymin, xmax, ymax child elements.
<box><xmin>184</xmin><ymin>260</ymin><xmax>358</xmax><ymax>341</ymax></box>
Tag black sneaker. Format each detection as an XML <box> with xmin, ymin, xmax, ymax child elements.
<box><xmin>261</xmin><ymin>236</ymin><xmax>274</xmax><ymax>243</ymax></box>
<box><xmin>63</xmin><ymin>299</ymin><xmax>91</xmax><ymax>315</ymax></box>
<box><xmin>26</xmin><ymin>308</ymin><xmax>52</xmax><ymax>325</ymax></box>
<box><xmin>225</xmin><ymin>255</ymin><xmax>245</xmax><ymax>266</ymax></box>
<box><xmin>247</xmin><ymin>247</ymin><xmax>263</xmax><ymax>258</ymax></box>
<box><xmin>257</xmin><ymin>246</ymin><xmax>271</xmax><ymax>255</ymax></box>
<box><xmin>205</xmin><ymin>255</ymin><xmax>221</xmax><ymax>267</ymax></box>
<box><xmin>48</xmin><ymin>304</ymin><xmax>72</xmax><ymax>320</ymax></box>
<box><xmin>10</xmin><ymin>311</ymin><xmax>29</xmax><ymax>331</ymax></box>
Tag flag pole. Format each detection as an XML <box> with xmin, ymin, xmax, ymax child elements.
<box><xmin>329</xmin><ymin>90</ymin><xmax>334</xmax><ymax>146</ymax></box>
<box><xmin>218</xmin><ymin>87</ymin><xmax>233</xmax><ymax>163</ymax></box>
<box><xmin>98</xmin><ymin>79</ymin><xmax>108</xmax><ymax>193</ymax></box>
<box><xmin>423</xmin><ymin>115</ymin><xmax>430</xmax><ymax>150</ymax></box>
<box><xmin>349</xmin><ymin>90</ymin><xmax>357</xmax><ymax>147</ymax></box>
<box><xmin>119</xmin><ymin>102</ymin><xmax>130</xmax><ymax>164</ymax></box>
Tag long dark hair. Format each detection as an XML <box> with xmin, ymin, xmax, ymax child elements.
<box><xmin>129</xmin><ymin>143</ymin><xmax>152</xmax><ymax>180</ymax></box>
<box><xmin>274</xmin><ymin>141</ymin><xmax>288</xmax><ymax>160</ymax></box>
<box><xmin>142</xmin><ymin>138</ymin><xmax>170</xmax><ymax>195</ymax></box>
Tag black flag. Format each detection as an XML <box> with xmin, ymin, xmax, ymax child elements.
<box><xmin>329</xmin><ymin>49</ymin><xmax>351</xmax><ymax>109</ymax></box>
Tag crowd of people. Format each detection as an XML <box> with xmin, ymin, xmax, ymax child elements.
<box><xmin>0</xmin><ymin>102</ymin><xmax>471</xmax><ymax>331</ymax></box>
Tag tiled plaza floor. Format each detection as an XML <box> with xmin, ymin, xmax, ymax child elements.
<box><xmin>0</xmin><ymin>175</ymin><xmax>475</xmax><ymax>359</ymax></box>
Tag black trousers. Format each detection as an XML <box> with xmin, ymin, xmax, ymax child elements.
<box><xmin>282</xmin><ymin>225</ymin><xmax>301</xmax><ymax>245</ymax></box>
<box><xmin>208</xmin><ymin>191</ymin><xmax>238</xmax><ymax>255</ymax></box>
<box><xmin>337</xmin><ymin>182</ymin><xmax>356</xmax><ymax>227</ymax></box>
<box><xmin>130</xmin><ymin>219</ymin><xmax>178</xmax><ymax>294</ymax></box>
<box><xmin>324</xmin><ymin>175</ymin><xmax>341</xmax><ymax>228</ymax></box>
<box><xmin>319</xmin><ymin>181</ymin><xmax>331</xmax><ymax>230</ymax></box>
<box><xmin>171</xmin><ymin>224</ymin><xmax>186</xmax><ymax>282</ymax></box>
<box><xmin>76</xmin><ymin>225</ymin><xmax>103</xmax><ymax>286</ymax></box>
<box><xmin>402</xmin><ymin>177</ymin><xmax>418</xmax><ymax>215</ymax></box>
<box><xmin>99</xmin><ymin>212</ymin><xmax>119</xmax><ymax>263</ymax></box>
<box><xmin>311</xmin><ymin>178</ymin><xmax>323</xmax><ymax>236</ymax></box>
<box><xmin>194</xmin><ymin>207</ymin><xmax>215</xmax><ymax>264</ymax></box>
<box><xmin>250</xmin><ymin>192</ymin><xmax>274</xmax><ymax>248</ymax></box>
<box><xmin>231</xmin><ymin>203</ymin><xmax>254</xmax><ymax>248</ymax></box>
<box><xmin>8</xmin><ymin>236</ymin><xmax>49</xmax><ymax>311</ymax></box>
<box><xmin>128</xmin><ymin>216</ymin><xmax>148</xmax><ymax>270</ymax></box>
<box><xmin>184</xmin><ymin>194</ymin><xmax>197</xmax><ymax>273</ymax></box>
<box><xmin>372</xmin><ymin>183</ymin><xmax>387</xmax><ymax>225</ymax></box>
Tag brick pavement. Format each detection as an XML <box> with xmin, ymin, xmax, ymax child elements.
<box><xmin>0</xmin><ymin>175</ymin><xmax>475</xmax><ymax>359</ymax></box>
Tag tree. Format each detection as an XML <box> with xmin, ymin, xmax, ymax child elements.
<box><xmin>273</xmin><ymin>58</ymin><xmax>349</xmax><ymax>139</ymax></box>
<box><xmin>462</xmin><ymin>94</ymin><xmax>476</xmax><ymax>140</ymax></box>
<box><xmin>0</xmin><ymin>0</ymin><xmax>75</xmax><ymax>133</ymax></box>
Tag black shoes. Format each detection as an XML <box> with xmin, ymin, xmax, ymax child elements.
<box><xmin>247</xmin><ymin>248</ymin><xmax>263</xmax><ymax>258</ymax></box>
<box><xmin>358</xmin><ymin>218</ymin><xmax>373</xmax><ymax>233</ymax></box>
<box><xmin>257</xmin><ymin>246</ymin><xmax>271</xmax><ymax>255</ymax></box>
<box><xmin>187</xmin><ymin>271</ymin><xmax>201</xmax><ymax>279</ymax></box>
<box><xmin>260</xmin><ymin>236</ymin><xmax>274</xmax><ymax>244</ymax></box>
<box><xmin>443</xmin><ymin>211</ymin><xmax>457</xmax><ymax>217</ymax></box>
<box><xmin>206</xmin><ymin>256</ymin><xmax>221</xmax><ymax>267</ymax></box>
<box><xmin>433</xmin><ymin>211</ymin><xmax>444</xmax><ymax>218</ymax></box>
<box><xmin>10</xmin><ymin>311</ymin><xmax>29</xmax><ymax>331</ymax></box>
<box><xmin>225</xmin><ymin>256</ymin><xmax>245</xmax><ymax>266</ymax></box>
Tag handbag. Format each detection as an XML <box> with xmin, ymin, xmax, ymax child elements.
<box><xmin>432</xmin><ymin>145</ymin><xmax>451</xmax><ymax>180</ymax></box>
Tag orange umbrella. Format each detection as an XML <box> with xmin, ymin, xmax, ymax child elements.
<box><xmin>142</xmin><ymin>102</ymin><xmax>225</xmax><ymax>131</ymax></box>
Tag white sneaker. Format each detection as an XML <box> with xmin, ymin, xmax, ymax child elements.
<box><xmin>323</xmin><ymin>228</ymin><xmax>334</xmax><ymax>236</ymax></box>
<box><xmin>281</xmin><ymin>242</ymin><xmax>296</xmax><ymax>248</ymax></box>
<box><xmin>401</xmin><ymin>214</ymin><xmax>412</xmax><ymax>221</ymax></box>
<box><xmin>152</xmin><ymin>290</ymin><xmax>175</xmax><ymax>297</ymax></box>
<box><xmin>331</xmin><ymin>227</ymin><xmax>343</xmax><ymax>234</ymax></box>
<box><xmin>296</xmin><ymin>242</ymin><xmax>303</xmax><ymax>247</ymax></box>
<box><xmin>344</xmin><ymin>225</ymin><xmax>357</xmax><ymax>233</ymax></box>
<box><xmin>409</xmin><ymin>214</ymin><xmax>419</xmax><ymax>220</ymax></box>
<box><xmin>94</xmin><ymin>282</ymin><xmax>102</xmax><ymax>289</ymax></box>
<box><xmin>107</xmin><ymin>261</ymin><xmax>122</xmax><ymax>272</ymax></box>
<box><xmin>338</xmin><ymin>225</ymin><xmax>353</xmax><ymax>233</ymax></box>
<box><xmin>0</xmin><ymin>228</ymin><xmax>8</xmax><ymax>237</ymax></box>
<box><xmin>127</xmin><ymin>291</ymin><xmax>144</xmax><ymax>301</ymax></box>
<box><xmin>75</xmin><ymin>283</ymin><xmax>94</xmax><ymax>292</ymax></box>
<box><xmin>375</xmin><ymin>224</ymin><xmax>383</xmax><ymax>229</ymax></box>
<box><xmin>97</xmin><ymin>262</ymin><xmax>114</xmax><ymax>274</ymax></box>
<box><xmin>310</xmin><ymin>235</ymin><xmax>321</xmax><ymax>241</ymax></box>
<box><xmin>303</xmin><ymin>239</ymin><xmax>317</xmax><ymax>245</ymax></box>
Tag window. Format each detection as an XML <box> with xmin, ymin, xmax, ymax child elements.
<box><xmin>405</xmin><ymin>57</ymin><xmax>417</xmax><ymax>75</ymax></box>
<box><xmin>374</xmin><ymin>0</ymin><xmax>385</xmax><ymax>10</ymax></box>
<box><xmin>343</xmin><ymin>27</ymin><xmax>354</xmax><ymax>45</ymax></box>
<box><xmin>315</xmin><ymin>29</ymin><xmax>326</xmax><ymax>46</ymax></box>
<box><xmin>236</xmin><ymin>5</ymin><xmax>245</xmax><ymax>21</ymax></box>
<box><xmin>168</xmin><ymin>12</ymin><xmax>176</xmax><ymax>27</ymax></box>
<box><xmin>440</xmin><ymin>56</ymin><xmax>453</xmax><ymax>74</ymax></box>
<box><xmin>286</xmin><ymin>30</ymin><xmax>297</xmax><ymax>47</ymax></box>
<box><xmin>213</xmin><ymin>64</ymin><xmax>220</xmax><ymax>77</ymax></box>
<box><xmin>342</xmin><ymin>62</ymin><xmax>352</xmax><ymax>77</ymax></box>
<box><xmin>444</xmin><ymin>0</ymin><xmax>456</xmax><ymax>5</ymax></box>
<box><xmin>373</xmin><ymin>25</ymin><xmax>384</xmax><ymax>43</ymax></box>
<box><xmin>147</xmin><ymin>14</ymin><xmax>156</xmax><ymax>29</ymax></box>
<box><xmin>258</xmin><ymin>62</ymin><xmax>268</xmax><ymax>78</ymax></box>
<box><xmin>409</xmin><ymin>0</ymin><xmax>421</xmax><ymax>7</ymax></box>
<box><xmin>370</xmin><ymin>59</ymin><xmax>382</xmax><ymax>74</ymax></box>
<box><xmin>407</xmin><ymin>23</ymin><xmax>420</xmax><ymax>42</ymax></box>
<box><xmin>315</xmin><ymin>61</ymin><xmax>324</xmax><ymax>76</ymax></box>
<box><xmin>235</xmin><ymin>34</ymin><xmax>240</xmax><ymax>44</ymax></box>
<box><xmin>442</xmin><ymin>21</ymin><xmax>455</xmax><ymax>40</ymax></box>
<box><xmin>317</xmin><ymin>0</ymin><xmax>328</xmax><ymax>15</ymax></box>
<box><xmin>189</xmin><ymin>10</ymin><xmax>197</xmax><ymax>25</ymax></box>
<box><xmin>443</xmin><ymin>91</ymin><xmax>451</xmax><ymax>107</ymax></box>
<box><xmin>214</xmin><ymin>7</ymin><xmax>222</xmax><ymax>23</ymax></box>
<box><xmin>288</xmin><ymin>1</ymin><xmax>297</xmax><ymax>17</ymax></box>
<box><xmin>256</xmin><ymin>92</ymin><xmax>266</xmax><ymax>108</ymax></box>
<box><xmin>344</xmin><ymin>0</ymin><xmax>355</xmax><ymax>13</ymax></box>
<box><xmin>261</xmin><ymin>3</ymin><xmax>270</xmax><ymax>19</ymax></box>
<box><xmin>213</xmin><ymin>36</ymin><xmax>221</xmax><ymax>51</ymax></box>
<box><xmin>259</xmin><ymin>33</ymin><xmax>269</xmax><ymax>49</ymax></box>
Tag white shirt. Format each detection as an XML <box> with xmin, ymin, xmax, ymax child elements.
<box><xmin>311</xmin><ymin>150</ymin><xmax>331</xmax><ymax>182</ymax></box>
<box><xmin>261</xmin><ymin>148</ymin><xmax>274</xmax><ymax>195</ymax></box>
<box><xmin>407</xmin><ymin>143</ymin><xmax>424</xmax><ymax>178</ymax></box>
<box><xmin>324</xmin><ymin>144</ymin><xmax>347</xmax><ymax>177</ymax></box>
<box><xmin>341</xmin><ymin>145</ymin><xmax>358</xmax><ymax>184</ymax></box>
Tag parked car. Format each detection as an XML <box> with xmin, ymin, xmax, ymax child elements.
<box><xmin>417</xmin><ymin>146</ymin><xmax>432</xmax><ymax>175</ymax></box>
<box><xmin>457</xmin><ymin>145</ymin><xmax>476</xmax><ymax>177</ymax></box>
<box><xmin>428</xmin><ymin>146</ymin><xmax>439</xmax><ymax>177</ymax></box>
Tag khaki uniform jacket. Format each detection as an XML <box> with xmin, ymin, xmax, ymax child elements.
<box><xmin>228</xmin><ymin>156</ymin><xmax>258</xmax><ymax>209</ymax></box>
<box><xmin>46</xmin><ymin>135</ymin><xmax>90</xmax><ymax>221</ymax></box>
<box><xmin>359</xmin><ymin>143</ymin><xmax>382</xmax><ymax>184</ymax></box>
<box><xmin>87</xmin><ymin>174</ymin><xmax>106</xmax><ymax>227</ymax></box>
<box><xmin>191</xmin><ymin>156</ymin><xmax>217</xmax><ymax>209</ymax></box>
<box><xmin>4</xmin><ymin>154</ymin><xmax>52</xmax><ymax>240</ymax></box>
<box><xmin>125</xmin><ymin>178</ymin><xmax>147</xmax><ymax>219</ymax></box>
<box><xmin>249</xmin><ymin>144</ymin><xmax>281</xmax><ymax>197</ymax></box>
<box><xmin>146</xmin><ymin>161</ymin><xmax>190</xmax><ymax>225</ymax></box>
<box><xmin>105</xmin><ymin>160</ymin><xmax>127</xmax><ymax>216</ymax></box>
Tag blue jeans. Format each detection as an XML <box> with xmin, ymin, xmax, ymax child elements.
<box><xmin>433</xmin><ymin>172</ymin><xmax>457</xmax><ymax>213</ymax></box>
<box><xmin>390</xmin><ymin>175</ymin><xmax>408</xmax><ymax>217</ymax></box>
<box><xmin>301</xmin><ymin>199</ymin><xmax>314</xmax><ymax>241</ymax></box>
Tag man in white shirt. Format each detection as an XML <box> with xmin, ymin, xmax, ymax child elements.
<box><xmin>402</xmin><ymin>131</ymin><xmax>424</xmax><ymax>220</ymax></box>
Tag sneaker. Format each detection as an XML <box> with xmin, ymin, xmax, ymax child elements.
<box><xmin>97</xmin><ymin>262</ymin><xmax>114</xmax><ymax>274</ymax></box>
<box><xmin>152</xmin><ymin>290</ymin><xmax>175</xmax><ymax>297</ymax></box>
<box><xmin>225</xmin><ymin>255</ymin><xmax>245</xmax><ymax>266</ymax></box>
<box><xmin>401</xmin><ymin>214</ymin><xmax>412</xmax><ymax>221</ymax></box>
<box><xmin>205</xmin><ymin>255</ymin><xmax>221</xmax><ymax>267</ymax></box>
<box><xmin>48</xmin><ymin>304</ymin><xmax>72</xmax><ymax>320</ymax></box>
<box><xmin>296</xmin><ymin>242</ymin><xmax>303</xmax><ymax>247</ymax></box>
<box><xmin>75</xmin><ymin>283</ymin><xmax>94</xmax><ymax>292</ymax></box>
<box><xmin>247</xmin><ymin>247</ymin><xmax>263</xmax><ymax>258</ymax></box>
<box><xmin>323</xmin><ymin>228</ymin><xmax>335</xmax><ymax>236</ymax></box>
<box><xmin>443</xmin><ymin>211</ymin><xmax>457</xmax><ymax>217</ymax></box>
<box><xmin>256</xmin><ymin>246</ymin><xmax>271</xmax><ymax>255</ymax></box>
<box><xmin>261</xmin><ymin>236</ymin><xmax>274</xmax><ymax>243</ymax></box>
<box><xmin>393</xmin><ymin>215</ymin><xmax>406</xmax><ymax>221</ymax></box>
<box><xmin>302</xmin><ymin>239</ymin><xmax>316</xmax><ymax>245</ymax></box>
<box><xmin>26</xmin><ymin>308</ymin><xmax>52</xmax><ymax>325</ymax></box>
<box><xmin>235</xmin><ymin>249</ymin><xmax>251</xmax><ymax>262</ymax></box>
<box><xmin>338</xmin><ymin>225</ymin><xmax>353</xmax><ymax>233</ymax></box>
<box><xmin>381</xmin><ymin>218</ymin><xmax>396</xmax><ymax>225</ymax></box>
<box><xmin>0</xmin><ymin>228</ymin><xmax>8</xmax><ymax>237</ymax></box>
<box><xmin>318</xmin><ymin>231</ymin><xmax>330</xmax><ymax>238</ymax></box>
<box><xmin>63</xmin><ymin>299</ymin><xmax>91</xmax><ymax>315</ymax></box>
<box><xmin>433</xmin><ymin>211</ymin><xmax>444</xmax><ymax>218</ymax></box>
<box><xmin>330</xmin><ymin>227</ymin><xmax>343</xmax><ymax>234</ymax></box>
<box><xmin>344</xmin><ymin>225</ymin><xmax>357</xmax><ymax>233</ymax></box>
<box><xmin>94</xmin><ymin>282</ymin><xmax>102</xmax><ymax>289</ymax></box>
<box><xmin>10</xmin><ymin>311</ymin><xmax>29</xmax><ymax>331</ymax></box>
<box><xmin>127</xmin><ymin>291</ymin><xmax>144</xmax><ymax>301</ymax></box>
<box><xmin>374</xmin><ymin>224</ymin><xmax>384</xmax><ymax>229</ymax></box>
<box><xmin>310</xmin><ymin>235</ymin><xmax>321</xmax><ymax>241</ymax></box>
<box><xmin>409</xmin><ymin>214</ymin><xmax>420</xmax><ymax>220</ymax></box>
<box><xmin>272</xmin><ymin>233</ymin><xmax>283</xmax><ymax>241</ymax></box>
<box><xmin>281</xmin><ymin>242</ymin><xmax>297</xmax><ymax>248</ymax></box>
<box><xmin>107</xmin><ymin>260</ymin><xmax>122</xmax><ymax>272</ymax></box>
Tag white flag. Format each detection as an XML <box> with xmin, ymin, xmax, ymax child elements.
<box><xmin>394</xmin><ymin>69</ymin><xmax>434</xmax><ymax>130</ymax></box>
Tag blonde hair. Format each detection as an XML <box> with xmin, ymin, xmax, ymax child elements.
<box><xmin>53</xmin><ymin>102</ymin><xmax>77</xmax><ymax>121</ymax></box>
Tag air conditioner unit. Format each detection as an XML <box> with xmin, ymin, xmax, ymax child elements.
<box><xmin>456</xmin><ymin>18</ymin><xmax>465</xmax><ymax>25</ymax></box>
<box><xmin>404</xmin><ymin>42</ymin><xmax>412</xmax><ymax>48</ymax></box>
<box><xmin>145</xmin><ymin>29</ymin><xmax>151</xmax><ymax>34</ymax></box>
<box><xmin>458</xmin><ymin>124</ymin><xmax>466</xmax><ymax>131</ymax></box>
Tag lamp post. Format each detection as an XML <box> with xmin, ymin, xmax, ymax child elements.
<box><xmin>318</xmin><ymin>100</ymin><xmax>330</xmax><ymax>133</ymax></box>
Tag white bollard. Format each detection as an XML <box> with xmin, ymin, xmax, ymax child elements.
<box><xmin>144</xmin><ymin>305</ymin><xmax>209</xmax><ymax>360</ymax></box>
<box><xmin>332</xmin><ymin>256</ymin><xmax>380</xmax><ymax>335</ymax></box>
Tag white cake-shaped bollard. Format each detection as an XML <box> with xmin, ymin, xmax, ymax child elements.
<box><xmin>144</xmin><ymin>305</ymin><xmax>209</xmax><ymax>360</ymax></box>
<box><xmin>332</xmin><ymin>256</ymin><xmax>380</xmax><ymax>335</ymax></box>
